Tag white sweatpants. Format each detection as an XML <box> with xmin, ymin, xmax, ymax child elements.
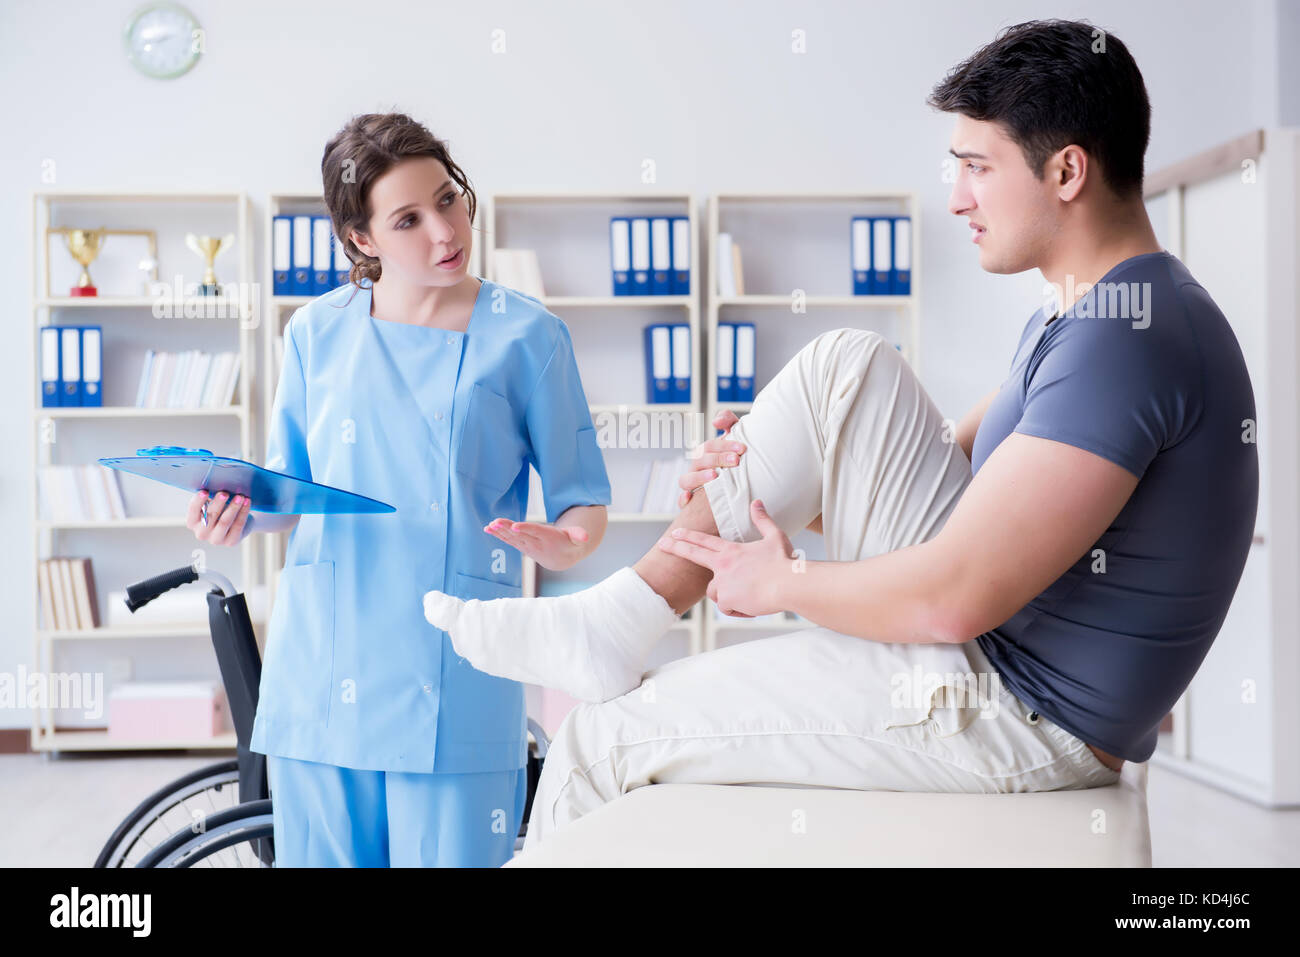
<box><xmin>523</xmin><ymin>328</ymin><xmax>1121</xmax><ymax>851</ymax></box>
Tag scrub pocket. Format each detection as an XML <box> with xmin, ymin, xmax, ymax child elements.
<box><xmin>263</xmin><ymin>560</ymin><xmax>336</xmax><ymax>722</ymax></box>
<box><xmin>455</xmin><ymin>382</ymin><xmax>528</xmax><ymax>499</ymax></box>
<box><xmin>456</xmin><ymin>570</ymin><xmax>521</xmax><ymax>600</ymax></box>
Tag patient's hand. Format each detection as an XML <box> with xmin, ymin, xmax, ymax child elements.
<box><xmin>658</xmin><ymin>499</ymin><xmax>793</xmax><ymax>617</ymax></box>
<box><xmin>679</xmin><ymin>409</ymin><xmax>746</xmax><ymax>507</ymax></box>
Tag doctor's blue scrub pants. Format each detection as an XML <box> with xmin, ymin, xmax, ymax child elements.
<box><xmin>267</xmin><ymin>755</ymin><xmax>528</xmax><ymax>867</ymax></box>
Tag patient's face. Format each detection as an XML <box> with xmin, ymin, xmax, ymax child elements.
<box><xmin>946</xmin><ymin>114</ymin><xmax>1058</xmax><ymax>277</ymax></box>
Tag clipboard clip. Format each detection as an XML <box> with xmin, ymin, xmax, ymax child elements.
<box><xmin>137</xmin><ymin>445</ymin><xmax>214</xmax><ymax>456</ymax></box>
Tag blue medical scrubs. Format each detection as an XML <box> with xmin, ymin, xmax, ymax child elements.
<box><xmin>249</xmin><ymin>277</ymin><xmax>611</xmax><ymax>867</ymax></box>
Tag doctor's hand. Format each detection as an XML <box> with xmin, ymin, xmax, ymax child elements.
<box><xmin>656</xmin><ymin>499</ymin><xmax>792</xmax><ymax>618</ymax></box>
<box><xmin>484</xmin><ymin>518</ymin><xmax>589</xmax><ymax>572</ymax></box>
<box><xmin>679</xmin><ymin>409</ymin><xmax>746</xmax><ymax>508</ymax></box>
<box><xmin>187</xmin><ymin>489</ymin><xmax>252</xmax><ymax>547</ymax></box>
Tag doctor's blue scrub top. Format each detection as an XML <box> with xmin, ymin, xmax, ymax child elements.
<box><xmin>248</xmin><ymin>277</ymin><xmax>611</xmax><ymax>774</ymax></box>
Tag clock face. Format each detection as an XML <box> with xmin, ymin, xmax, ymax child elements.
<box><xmin>123</xmin><ymin>2</ymin><xmax>202</xmax><ymax>79</ymax></box>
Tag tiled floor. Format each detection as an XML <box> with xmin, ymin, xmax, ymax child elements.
<box><xmin>2</xmin><ymin>751</ymin><xmax>1297</xmax><ymax>867</ymax></box>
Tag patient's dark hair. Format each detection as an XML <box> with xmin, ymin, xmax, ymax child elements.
<box><xmin>927</xmin><ymin>19</ymin><xmax>1150</xmax><ymax>200</ymax></box>
<box><xmin>321</xmin><ymin>111</ymin><xmax>478</xmax><ymax>288</ymax></box>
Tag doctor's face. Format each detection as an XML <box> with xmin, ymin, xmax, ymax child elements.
<box><xmin>355</xmin><ymin>156</ymin><xmax>472</xmax><ymax>285</ymax></box>
<box><xmin>946</xmin><ymin>114</ymin><xmax>1059</xmax><ymax>275</ymax></box>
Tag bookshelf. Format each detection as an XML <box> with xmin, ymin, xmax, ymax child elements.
<box><xmin>30</xmin><ymin>190</ymin><xmax>258</xmax><ymax>753</ymax></box>
<box><xmin>483</xmin><ymin>191</ymin><xmax>707</xmax><ymax>676</ymax></box>
<box><xmin>702</xmin><ymin>191</ymin><xmax>921</xmax><ymax>652</ymax></box>
<box><xmin>1142</xmin><ymin>129</ymin><xmax>1300</xmax><ymax>807</ymax></box>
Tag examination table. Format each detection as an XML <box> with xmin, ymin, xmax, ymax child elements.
<box><xmin>506</xmin><ymin>760</ymin><xmax>1150</xmax><ymax>867</ymax></box>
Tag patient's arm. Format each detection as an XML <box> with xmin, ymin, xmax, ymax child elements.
<box><xmin>773</xmin><ymin>432</ymin><xmax>1140</xmax><ymax>644</ymax></box>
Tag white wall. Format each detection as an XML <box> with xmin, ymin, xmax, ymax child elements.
<box><xmin>0</xmin><ymin>0</ymin><xmax>1286</xmax><ymax>729</ymax></box>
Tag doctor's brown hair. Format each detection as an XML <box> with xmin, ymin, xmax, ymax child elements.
<box><xmin>321</xmin><ymin>112</ymin><xmax>478</xmax><ymax>287</ymax></box>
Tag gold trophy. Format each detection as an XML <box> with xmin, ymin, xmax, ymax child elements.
<box><xmin>64</xmin><ymin>228</ymin><xmax>109</xmax><ymax>297</ymax></box>
<box><xmin>186</xmin><ymin>233</ymin><xmax>236</xmax><ymax>296</ymax></box>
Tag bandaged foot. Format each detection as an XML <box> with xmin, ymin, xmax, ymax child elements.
<box><xmin>422</xmin><ymin>566</ymin><xmax>681</xmax><ymax>703</ymax></box>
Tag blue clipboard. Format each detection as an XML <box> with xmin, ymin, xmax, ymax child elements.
<box><xmin>98</xmin><ymin>446</ymin><xmax>396</xmax><ymax>515</ymax></box>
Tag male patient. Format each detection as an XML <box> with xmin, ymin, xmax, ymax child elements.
<box><xmin>424</xmin><ymin>18</ymin><xmax>1258</xmax><ymax>850</ymax></box>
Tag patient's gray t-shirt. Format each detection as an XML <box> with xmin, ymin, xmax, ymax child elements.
<box><xmin>970</xmin><ymin>250</ymin><xmax>1258</xmax><ymax>762</ymax></box>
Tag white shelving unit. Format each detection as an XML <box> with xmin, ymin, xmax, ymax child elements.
<box><xmin>483</xmin><ymin>191</ymin><xmax>707</xmax><ymax>670</ymax></box>
<box><xmin>705</xmin><ymin>191</ymin><xmax>922</xmax><ymax>416</ymax></box>
<box><xmin>702</xmin><ymin>192</ymin><xmax>920</xmax><ymax>652</ymax></box>
<box><xmin>30</xmin><ymin>190</ymin><xmax>258</xmax><ymax>753</ymax></box>
<box><xmin>1142</xmin><ymin>129</ymin><xmax>1300</xmax><ymax>807</ymax></box>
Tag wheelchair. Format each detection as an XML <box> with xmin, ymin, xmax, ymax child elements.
<box><xmin>93</xmin><ymin>564</ymin><xmax>549</xmax><ymax>867</ymax></box>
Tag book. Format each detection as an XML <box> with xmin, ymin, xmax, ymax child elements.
<box><xmin>36</xmin><ymin>560</ymin><xmax>57</xmax><ymax>631</ymax></box>
<box><xmin>716</xmin><ymin>233</ymin><xmax>746</xmax><ymax>296</ymax></box>
<box><xmin>134</xmin><ymin>350</ymin><xmax>241</xmax><ymax>408</ymax></box>
<box><xmin>491</xmin><ymin>249</ymin><xmax>546</xmax><ymax>299</ymax></box>
<box><xmin>55</xmin><ymin>559</ymin><xmax>77</xmax><ymax>630</ymax></box>
<box><xmin>38</xmin><ymin>465</ymin><xmax>128</xmax><ymax>522</ymax></box>
<box><xmin>639</xmin><ymin>457</ymin><xmax>690</xmax><ymax>513</ymax></box>
<box><xmin>717</xmin><ymin>233</ymin><xmax>734</xmax><ymax>296</ymax></box>
<box><xmin>70</xmin><ymin>558</ymin><xmax>101</xmax><ymax>629</ymax></box>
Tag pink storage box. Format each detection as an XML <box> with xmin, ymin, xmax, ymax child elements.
<box><xmin>108</xmin><ymin>681</ymin><xmax>228</xmax><ymax>740</ymax></box>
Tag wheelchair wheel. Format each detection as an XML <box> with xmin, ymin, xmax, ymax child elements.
<box><xmin>116</xmin><ymin>722</ymin><xmax>552</xmax><ymax>865</ymax></box>
<box><xmin>514</xmin><ymin>719</ymin><xmax>550</xmax><ymax>853</ymax></box>
<box><xmin>94</xmin><ymin>759</ymin><xmax>243</xmax><ymax>868</ymax></box>
<box><xmin>135</xmin><ymin>800</ymin><xmax>275</xmax><ymax>868</ymax></box>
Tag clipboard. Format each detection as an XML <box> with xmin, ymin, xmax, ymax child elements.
<box><xmin>98</xmin><ymin>446</ymin><xmax>396</xmax><ymax>515</ymax></box>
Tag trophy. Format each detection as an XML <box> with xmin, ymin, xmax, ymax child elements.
<box><xmin>186</xmin><ymin>233</ymin><xmax>236</xmax><ymax>296</ymax></box>
<box><xmin>64</xmin><ymin>228</ymin><xmax>109</xmax><ymax>297</ymax></box>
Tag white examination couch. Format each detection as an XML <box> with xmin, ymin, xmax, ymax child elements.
<box><xmin>506</xmin><ymin>761</ymin><xmax>1150</xmax><ymax>867</ymax></box>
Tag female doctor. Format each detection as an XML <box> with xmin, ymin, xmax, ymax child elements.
<box><xmin>185</xmin><ymin>112</ymin><xmax>612</xmax><ymax>867</ymax></box>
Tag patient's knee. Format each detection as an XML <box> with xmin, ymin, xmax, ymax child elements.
<box><xmin>813</xmin><ymin>327</ymin><xmax>883</xmax><ymax>349</ymax></box>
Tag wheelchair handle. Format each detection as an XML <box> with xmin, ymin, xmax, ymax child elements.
<box><xmin>125</xmin><ymin>566</ymin><xmax>199</xmax><ymax>611</ymax></box>
<box><xmin>125</xmin><ymin>564</ymin><xmax>241</xmax><ymax>612</ymax></box>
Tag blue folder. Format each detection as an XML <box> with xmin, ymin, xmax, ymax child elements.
<box><xmin>272</xmin><ymin>215</ymin><xmax>292</xmax><ymax>294</ymax></box>
<box><xmin>643</xmin><ymin>324</ymin><xmax>673</xmax><ymax>403</ymax></box>
<box><xmin>98</xmin><ymin>446</ymin><xmax>395</xmax><ymax>514</ymax></box>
